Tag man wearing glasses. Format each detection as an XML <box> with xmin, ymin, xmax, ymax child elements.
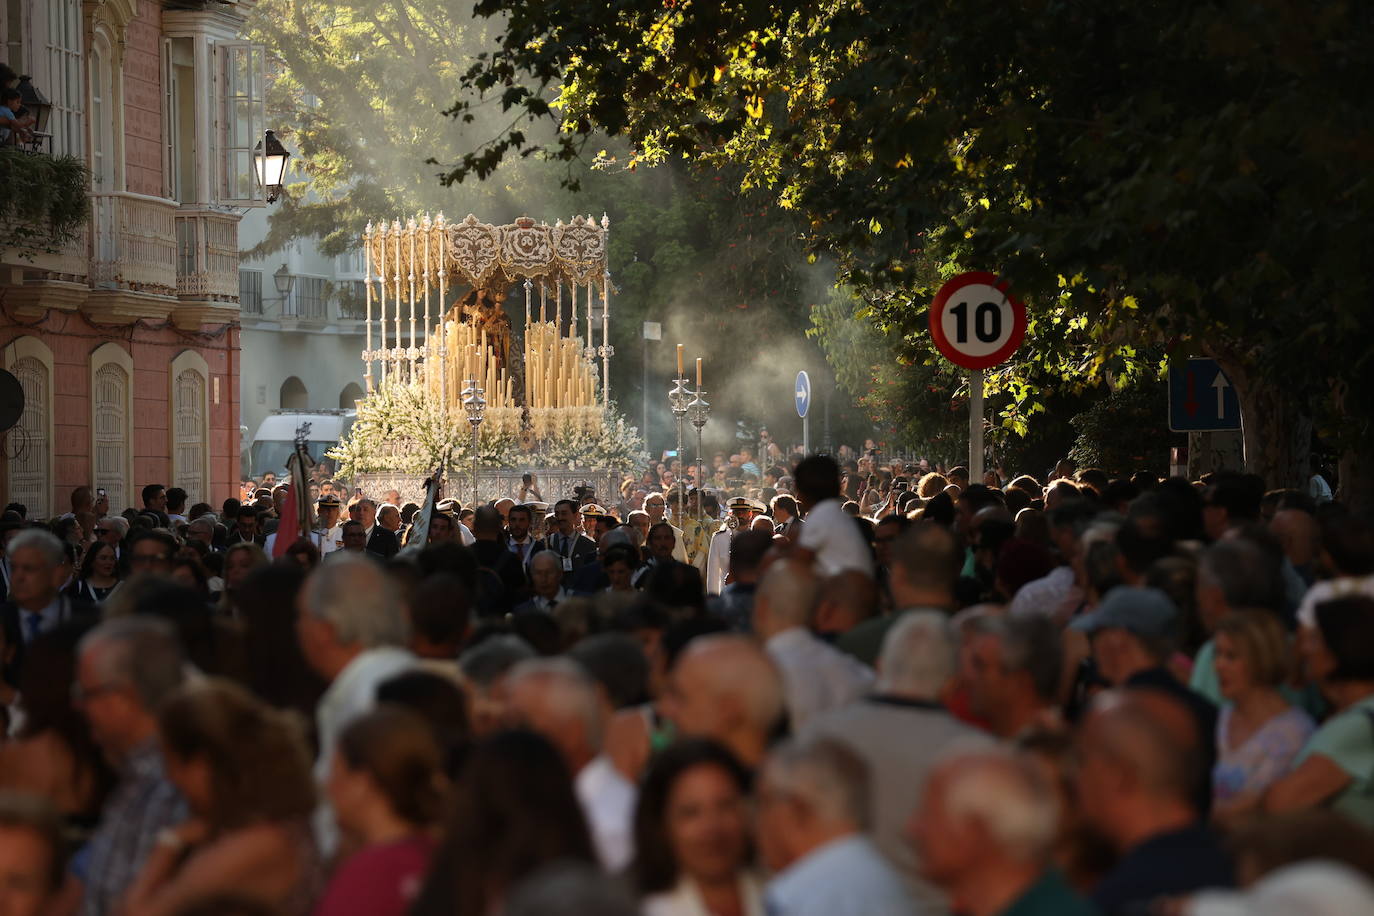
<box><xmin>126</xmin><ymin>531</ymin><xmax>177</xmax><ymax>578</ymax></box>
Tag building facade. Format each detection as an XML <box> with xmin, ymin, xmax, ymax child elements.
<box><xmin>236</xmin><ymin>208</ymin><xmax>366</xmax><ymax>457</ymax></box>
<box><xmin>0</xmin><ymin>0</ymin><xmax>265</xmax><ymax>516</ymax></box>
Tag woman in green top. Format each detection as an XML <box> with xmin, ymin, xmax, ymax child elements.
<box><xmin>1265</xmin><ymin>596</ymin><xmax>1374</xmax><ymax>827</ymax></box>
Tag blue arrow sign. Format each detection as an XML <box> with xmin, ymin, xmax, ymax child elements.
<box><xmin>795</xmin><ymin>370</ymin><xmax>811</xmax><ymax>419</ymax></box>
<box><xmin>1168</xmin><ymin>358</ymin><xmax>1241</xmax><ymax>432</ymax></box>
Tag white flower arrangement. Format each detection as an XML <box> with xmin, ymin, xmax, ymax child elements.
<box><xmin>330</xmin><ymin>382</ymin><xmax>648</xmax><ymax>478</ymax></box>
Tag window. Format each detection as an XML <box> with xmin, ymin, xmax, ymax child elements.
<box><xmin>280</xmin><ymin>377</ymin><xmax>308</xmax><ymax>409</ymax></box>
<box><xmin>91</xmin><ymin>344</ymin><xmax>133</xmax><ymax>514</ymax></box>
<box><xmin>169</xmin><ymin>351</ymin><xmax>210</xmax><ymax>504</ymax></box>
<box><xmin>286</xmin><ymin>276</ymin><xmax>326</xmax><ymax>319</ymax></box>
<box><xmin>5</xmin><ymin>338</ymin><xmax>53</xmax><ymax>519</ymax></box>
<box><xmin>335</xmin><ymin>248</ymin><xmax>366</xmax><ymax>277</ymax></box>
<box><xmin>45</xmin><ymin>0</ymin><xmax>83</xmax><ymax>157</ymax></box>
<box><xmin>239</xmin><ymin>269</ymin><xmax>263</xmax><ymax>314</ymax></box>
<box><xmin>219</xmin><ymin>42</ymin><xmax>265</xmax><ymax>204</ymax></box>
<box><xmin>337</xmin><ymin>280</ymin><xmax>367</xmax><ymax>319</ymax></box>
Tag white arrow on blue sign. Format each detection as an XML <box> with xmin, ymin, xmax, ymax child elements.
<box><xmin>795</xmin><ymin>371</ymin><xmax>811</xmax><ymax>418</ymax></box>
<box><xmin>1168</xmin><ymin>358</ymin><xmax>1241</xmax><ymax>432</ymax></box>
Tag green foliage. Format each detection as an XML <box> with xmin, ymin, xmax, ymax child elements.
<box><xmin>0</xmin><ymin>150</ymin><xmax>89</xmax><ymax>251</ymax></box>
<box><xmin>440</xmin><ymin>0</ymin><xmax>1374</xmax><ymax>483</ymax></box>
<box><xmin>1069</xmin><ymin>380</ymin><xmax>1176</xmax><ymax>478</ymax></box>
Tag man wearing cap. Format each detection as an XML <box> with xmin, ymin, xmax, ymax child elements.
<box><xmin>1070</xmin><ymin>585</ymin><xmax>1218</xmax><ymax>814</ymax></box>
<box><xmin>705</xmin><ymin>497</ymin><xmax>757</xmax><ymax>596</ymax></box>
<box><xmin>535</xmin><ymin>499</ymin><xmax>597</xmax><ymax>573</ymax></box>
<box><xmin>313</xmin><ymin>494</ymin><xmax>346</xmax><ymax>555</ymax></box>
<box><xmin>434</xmin><ymin>498</ymin><xmax>477</xmax><ymax>546</ymax></box>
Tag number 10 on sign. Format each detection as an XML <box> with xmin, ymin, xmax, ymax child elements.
<box><xmin>928</xmin><ymin>272</ymin><xmax>1027</xmax><ymax>481</ymax></box>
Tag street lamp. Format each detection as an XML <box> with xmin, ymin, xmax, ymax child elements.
<box><xmin>273</xmin><ymin>263</ymin><xmax>295</xmax><ymax>316</ymax></box>
<box><xmin>253</xmin><ymin>129</ymin><xmax>291</xmax><ymax>203</ymax></box>
<box><xmin>462</xmin><ymin>379</ymin><xmax>487</xmax><ymax>507</ymax></box>
<box><xmin>15</xmin><ymin>76</ymin><xmax>50</xmax><ymax>154</ymax></box>
<box><xmin>668</xmin><ymin>376</ymin><xmax>692</xmax><ymax>525</ymax></box>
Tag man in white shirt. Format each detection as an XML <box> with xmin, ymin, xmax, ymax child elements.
<box><xmin>504</xmin><ymin>658</ymin><xmax>638</xmax><ymax>872</ymax></box>
<box><xmin>758</xmin><ymin>737</ymin><xmax>912</xmax><ymax>916</ymax></box>
<box><xmin>705</xmin><ymin>498</ymin><xmax>758</xmax><ymax>595</ymax></box>
<box><xmin>793</xmin><ymin>455</ymin><xmax>874</xmax><ymax>581</ymax></box>
<box><xmin>264</xmin><ymin>493</ymin><xmax>345</xmax><ymax>556</ymax></box>
<box><xmin>755</xmin><ymin>560</ymin><xmax>873</xmax><ymax>730</ymax></box>
<box><xmin>296</xmin><ymin>556</ymin><xmax>414</xmax><ymax>855</ymax></box>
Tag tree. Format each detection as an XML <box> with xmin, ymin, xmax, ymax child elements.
<box><xmin>442</xmin><ymin>0</ymin><xmax>1374</xmax><ymax>503</ymax></box>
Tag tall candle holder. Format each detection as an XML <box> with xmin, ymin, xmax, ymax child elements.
<box><xmin>462</xmin><ymin>379</ymin><xmax>487</xmax><ymax>506</ymax></box>
<box><xmin>688</xmin><ymin>387</ymin><xmax>710</xmax><ymax>498</ymax></box>
<box><xmin>668</xmin><ymin>376</ymin><xmax>693</xmax><ymax>525</ymax></box>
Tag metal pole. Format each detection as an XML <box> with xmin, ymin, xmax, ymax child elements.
<box><xmin>471</xmin><ymin>423</ymin><xmax>479</xmax><ymax>507</ymax></box>
<box><xmin>803</xmin><ymin>415</ymin><xmax>810</xmax><ymax>456</ymax></box>
<box><xmin>643</xmin><ymin>337</ymin><xmax>649</xmax><ymax>452</ymax></box>
<box><xmin>969</xmin><ymin>369</ymin><xmax>985</xmax><ymax>483</ymax></box>
<box><xmin>676</xmin><ymin>409</ymin><xmax>686</xmax><ymax>521</ymax></box>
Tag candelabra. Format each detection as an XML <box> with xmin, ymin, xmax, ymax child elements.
<box><xmin>688</xmin><ymin>387</ymin><xmax>711</xmax><ymax>501</ymax></box>
<box><xmin>462</xmin><ymin>379</ymin><xmax>487</xmax><ymax>507</ymax></box>
<box><xmin>668</xmin><ymin>376</ymin><xmax>693</xmax><ymax>526</ymax></box>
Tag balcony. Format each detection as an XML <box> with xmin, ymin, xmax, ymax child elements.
<box><xmin>176</xmin><ymin>209</ymin><xmax>240</xmax><ymax>301</ymax></box>
<box><xmin>90</xmin><ymin>192</ymin><xmax>178</xmax><ymax>296</ymax></box>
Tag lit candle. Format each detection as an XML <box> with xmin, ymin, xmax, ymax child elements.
<box><xmin>677</xmin><ymin>343</ymin><xmax>684</xmax><ymax>376</ymax></box>
<box><xmin>696</xmin><ymin>357</ymin><xmax>702</xmax><ymax>388</ymax></box>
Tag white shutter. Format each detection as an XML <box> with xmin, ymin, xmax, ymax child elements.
<box><xmin>173</xmin><ymin>368</ymin><xmax>208</xmax><ymax>502</ymax></box>
<box><xmin>10</xmin><ymin>357</ymin><xmax>50</xmax><ymax>518</ymax></box>
<box><xmin>92</xmin><ymin>363</ymin><xmax>129</xmax><ymax>512</ymax></box>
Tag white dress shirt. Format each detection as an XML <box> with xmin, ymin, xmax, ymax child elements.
<box><xmin>765</xmin><ymin>627</ymin><xmax>874</xmax><ymax>731</ymax></box>
<box><xmin>642</xmin><ymin>873</ymin><xmax>766</xmax><ymax>916</ymax></box>
<box><xmin>765</xmin><ymin>835</ymin><xmax>912</xmax><ymax>916</ymax></box>
<box><xmin>705</xmin><ymin>527</ymin><xmax>732</xmax><ymax>596</ymax></box>
<box><xmin>313</xmin><ymin>645</ymin><xmax>414</xmax><ymax>855</ymax></box>
<box><xmin>797</xmin><ymin>499</ymin><xmax>873</xmax><ymax>579</ymax></box>
<box><xmin>575</xmin><ymin>754</ymin><xmax>637</xmax><ymax>872</ymax></box>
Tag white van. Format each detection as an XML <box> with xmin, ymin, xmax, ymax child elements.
<box><xmin>247</xmin><ymin>409</ymin><xmax>356</xmax><ymax>480</ymax></box>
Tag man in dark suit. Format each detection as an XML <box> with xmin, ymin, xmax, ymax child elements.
<box><xmin>225</xmin><ymin>505</ymin><xmax>266</xmax><ymax>547</ymax></box>
<box><xmin>469</xmin><ymin>506</ymin><xmax>527</xmax><ymax>598</ymax></box>
<box><xmin>1</xmin><ymin>528</ymin><xmax>97</xmax><ymax>684</ymax></box>
<box><xmin>357</xmin><ymin>498</ymin><xmax>399</xmax><ymax>559</ymax></box>
<box><xmin>533</xmin><ymin>498</ymin><xmax>597</xmax><ymax>572</ymax></box>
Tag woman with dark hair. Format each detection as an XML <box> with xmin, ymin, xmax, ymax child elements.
<box><xmin>68</xmin><ymin>539</ymin><xmax>120</xmax><ymax>604</ymax></box>
<box><xmin>234</xmin><ymin>564</ymin><xmax>325</xmax><ymax>721</ymax></box>
<box><xmin>121</xmin><ymin>678</ymin><xmax>321</xmax><ymax>915</ymax></box>
<box><xmin>410</xmin><ymin>730</ymin><xmax>596</xmax><ymax>916</ymax></box>
<box><xmin>170</xmin><ymin>549</ymin><xmax>212</xmax><ymax>600</ymax></box>
<box><xmin>1266</xmin><ymin>596</ymin><xmax>1374</xmax><ymax>827</ymax></box>
<box><xmin>0</xmin><ymin>625</ymin><xmax>112</xmax><ymax>830</ymax></box>
<box><xmin>218</xmin><ymin>542</ymin><xmax>270</xmax><ymax>617</ymax></box>
<box><xmin>632</xmin><ymin>739</ymin><xmax>763</xmax><ymax>916</ymax></box>
<box><xmin>316</xmin><ymin>707</ymin><xmax>448</xmax><ymax>916</ymax></box>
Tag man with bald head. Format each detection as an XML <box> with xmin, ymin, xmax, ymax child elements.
<box><xmin>755</xmin><ymin>560</ymin><xmax>873</xmax><ymax>729</ymax></box>
<box><xmin>1076</xmin><ymin>692</ymin><xmax>1234</xmax><ymax>913</ymax></box>
<box><xmin>504</xmin><ymin>658</ymin><xmax>637</xmax><ymax>871</ymax></box>
<box><xmin>660</xmin><ymin>634</ymin><xmax>785</xmax><ymax>770</ymax></box>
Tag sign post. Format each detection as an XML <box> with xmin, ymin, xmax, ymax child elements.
<box><xmin>795</xmin><ymin>370</ymin><xmax>811</xmax><ymax>455</ymax></box>
<box><xmin>928</xmin><ymin>272</ymin><xmax>1027</xmax><ymax>483</ymax></box>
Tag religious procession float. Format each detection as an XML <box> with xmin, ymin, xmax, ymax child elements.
<box><xmin>328</xmin><ymin>212</ymin><xmax>647</xmax><ymax>504</ymax></box>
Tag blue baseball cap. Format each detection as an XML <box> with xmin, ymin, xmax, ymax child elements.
<box><xmin>1070</xmin><ymin>586</ymin><xmax>1178</xmax><ymax>639</ymax></box>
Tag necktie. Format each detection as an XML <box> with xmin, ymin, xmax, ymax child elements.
<box><xmin>517</xmin><ymin>542</ymin><xmax>528</xmax><ymax>562</ymax></box>
<box><xmin>24</xmin><ymin>611</ymin><xmax>41</xmax><ymax>643</ymax></box>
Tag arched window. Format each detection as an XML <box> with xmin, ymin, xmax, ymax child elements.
<box><xmin>339</xmin><ymin>382</ymin><xmax>364</xmax><ymax>409</ymax></box>
<box><xmin>4</xmin><ymin>337</ymin><xmax>54</xmax><ymax>519</ymax></box>
<box><xmin>90</xmin><ymin>342</ymin><xmax>134</xmax><ymax>513</ymax></box>
<box><xmin>280</xmin><ymin>376</ymin><xmax>308</xmax><ymax>409</ymax></box>
<box><xmin>169</xmin><ymin>351</ymin><xmax>210</xmax><ymax>503</ymax></box>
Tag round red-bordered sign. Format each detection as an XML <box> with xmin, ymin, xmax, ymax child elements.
<box><xmin>928</xmin><ymin>271</ymin><xmax>1027</xmax><ymax>370</ymax></box>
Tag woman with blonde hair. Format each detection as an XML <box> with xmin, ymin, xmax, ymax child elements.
<box><xmin>120</xmin><ymin>678</ymin><xmax>320</xmax><ymax>916</ymax></box>
<box><xmin>1211</xmin><ymin>610</ymin><xmax>1314</xmax><ymax>820</ymax></box>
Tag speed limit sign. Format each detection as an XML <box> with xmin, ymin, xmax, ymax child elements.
<box><xmin>928</xmin><ymin>271</ymin><xmax>1027</xmax><ymax>370</ymax></box>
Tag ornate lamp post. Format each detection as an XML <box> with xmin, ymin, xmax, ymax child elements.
<box><xmin>253</xmin><ymin>129</ymin><xmax>292</xmax><ymax>203</ymax></box>
<box><xmin>688</xmin><ymin>387</ymin><xmax>710</xmax><ymax>499</ymax></box>
<box><xmin>462</xmin><ymin>379</ymin><xmax>487</xmax><ymax>507</ymax></box>
<box><xmin>668</xmin><ymin>376</ymin><xmax>692</xmax><ymax>525</ymax></box>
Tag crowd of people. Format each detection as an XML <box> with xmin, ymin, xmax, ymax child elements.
<box><xmin>0</xmin><ymin>448</ymin><xmax>1370</xmax><ymax>916</ymax></box>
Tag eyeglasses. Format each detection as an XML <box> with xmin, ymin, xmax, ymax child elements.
<box><xmin>70</xmin><ymin>681</ymin><xmax>122</xmax><ymax>704</ymax></box>
<box><xmin>129</xmin><ymin>552</ymin><xmax>171</xmax><ymax>566</ymax></box>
